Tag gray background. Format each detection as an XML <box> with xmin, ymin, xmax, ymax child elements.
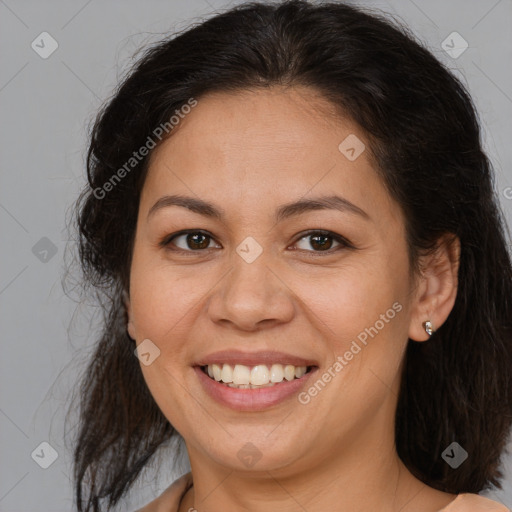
<box><xmin>1</xmin><ymin>0</ymin><xmax>511</xmax><ymax>510</ymax></box>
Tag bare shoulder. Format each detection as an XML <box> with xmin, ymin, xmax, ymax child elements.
<box><xmin>133</xmin><ymin>489</ymin><xmax>169</xmax><ymax>512</ymax></box>
<box><xmin>440</xmin><ymin>493</ymin><xmax>510</xmax><ymax>512</ymax></box>
<box><xmin>134</xmin><ymin>472</ymin><xmax>193</xmax><ymax>512</ymax></box>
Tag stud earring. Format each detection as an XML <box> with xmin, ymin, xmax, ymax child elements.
<box><xmin>423</xmin><ymin>320</ymin><xmax>435</xmax><ymax>336</ymax></box>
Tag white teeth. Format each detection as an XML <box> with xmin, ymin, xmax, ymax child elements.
<box><xmin>270</xmin><ymin>364</ymin><xmax>284</xmax><ymax>382</ymax></box>
<box><xmin>250</xmin><ymin>382</ymin><xmax>276</xmax><ymax>389</ymax></box>
<box><xmin>221</xmin><ymin>364</ymin><xmax>233</xmax><ymax>383</ymax></box>
<box><xmin>284</xmin><ymin>365</ymin><xmax>296</xmax><ymax>381</ymax></box>
<box><xmin>233</xmin><ymin>364</ymin><xmax>250</xmax><ymax>385</ymax></box>
<box><xmin>250</xmin><ymin>365</ymin><xmax>269</xmax><ymax>385</ymax></box>
<box><xmin>295</xmin><ymin>366</ymin><xmax>307</xmax><ymax>378</ymax></box>
<box><xmin>205</xmin><ymin>363</ymin><xmax>309</xmax><ymax>387</ymax></box>
<box><xmin>212</xmin><ymin>364</ymin><xmax>222</xmax><ymax>381</ymax></box>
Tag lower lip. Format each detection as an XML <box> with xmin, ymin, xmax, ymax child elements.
<box><xmin>194</xmin><ymin>366</ymin><xmax>318</xmax><ymax>412</ymax></box>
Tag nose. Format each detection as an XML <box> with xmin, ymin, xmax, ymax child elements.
<box><xmin>206</xmin><ymin>253</ymin><xmax>295</xmax><ymax>332</ymax></box>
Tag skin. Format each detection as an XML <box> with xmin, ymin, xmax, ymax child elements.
<box><xmin>126</xmin><ymin>86</ymin><xmax>461</xmax><ymax>512</ymax></box>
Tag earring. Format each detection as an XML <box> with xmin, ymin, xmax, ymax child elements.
<box><xmin>423</xmin><ymin>320</ymin><xmax>435</xmax><ymax>336</ymax></box>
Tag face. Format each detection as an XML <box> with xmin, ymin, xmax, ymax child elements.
<box><xmin>126</xmin><ymin>86</ymin><xmax>422</xmax><ymax>476</ymax></box>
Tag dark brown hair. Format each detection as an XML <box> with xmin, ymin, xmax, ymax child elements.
<box><xmin>68</xmin><ymin>1</ymin><xmax>512</xmax><ymax>510</ymax></box>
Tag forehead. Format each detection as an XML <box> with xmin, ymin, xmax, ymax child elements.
<box><xmin>141</xmin><ymin>86</ymin><xmax>398</xmax><ymax>224</ymax></box>
<box><xmin>152</xmin><ymin>86</ymin><xmax>347</xmax><ymax>157</ymax></box>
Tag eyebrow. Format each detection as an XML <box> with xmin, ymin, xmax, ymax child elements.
<box><xmin>147</xmin><ymin>193</ymin><xmax>370</xmax><ymax>222</ymax></box>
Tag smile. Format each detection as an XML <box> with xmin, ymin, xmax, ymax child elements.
<box><xmin>194</xmin><ymin>364</ymin><xmax>319</xmax><ymax>411</ymax></box>
<box><xmin>202</xmin><ymin>363</ymin><xmax>313</xmax><ymax>388</ymax></box>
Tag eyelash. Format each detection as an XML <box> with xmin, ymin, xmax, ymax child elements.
<box><xmin>159</xmin><ymin>229</ymin><xmax>355</xmax><ymax>257</ymax></box>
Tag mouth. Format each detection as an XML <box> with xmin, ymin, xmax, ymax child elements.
<box><xmin>198</xmin><ymin>363</ymin><xmax>316</xmax><ymax>389</ymax></box>
<box><xmin>193</xmin><ymin>363</ymin><xmax>319</xmax><ymax>411</ymax></box>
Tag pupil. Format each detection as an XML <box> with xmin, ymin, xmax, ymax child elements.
<box><xmin>311</xmin><ymin>234</ymin><xmax>332</xmax><ymax>251</ymax></box>
<box><xmin>189</xmin><ymin>233</ymin><xmax>209</xmax><ymax>249</ymax></box>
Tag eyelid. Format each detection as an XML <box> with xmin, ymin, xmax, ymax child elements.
<box><xmin>159</xmin><ymin>229</ymin><xmax>219</xmax><ymax>250</ymax></box>
<box><xmin>160</xmin><ymin>229</ymin><xmax>355</xmax><ymax>254</ymax></box>
<box><xmin>291</xmin><ymin>229</ymin><xmax>355</xmax><ymax>251</ymax></box>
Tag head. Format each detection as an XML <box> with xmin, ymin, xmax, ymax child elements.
<box><xmin>71</xmin><ymin>1</ymin><xmax>512</xmax><ymax>511</ymax></box>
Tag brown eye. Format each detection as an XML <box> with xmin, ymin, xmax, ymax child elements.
<box><xmin>303</xmin><ymin>233</ymin><xmax>335</xmax><ymax>251</ymax></box>
<box><xmin>292</xmin><ymin>230</ymin><xmax>353</xmax><ymax>253</ymax></box>
<box><xmin>161</xmin><ymin>230</ymin><xmax>220</xmax><ymax>252</ymax></box>
<box><xmin>160</xmin><ymin>229</ymin><xmax>354</xmax><ymax>256</ymax></box>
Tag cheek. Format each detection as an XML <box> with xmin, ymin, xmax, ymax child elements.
<box><xmin>298</xmin><ymin>264</ymin><xmax>405</xmax><ymax>340</ymax></box>
<box><xmin>296</xmin><ymin>264</ymin><xmax>410</xmax><ymax>397</ymax></box>
<box><xmin>130</xmin><ymin>267</ymin><xmax>200</xmax><ymax>339</ymax></box>
<box><xmin>128</xmin><ymin>243</ymin><xmax>225</xmax><ymax>350</ymax></box>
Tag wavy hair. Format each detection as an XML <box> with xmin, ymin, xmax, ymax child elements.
<box><xmin>69</xmin><ymin>1</ymin><xmax>512</xmax><ymax>510</ymax></box>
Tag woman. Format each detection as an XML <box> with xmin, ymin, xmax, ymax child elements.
<box><xmin>70</xmin><ymin>1</ymin><xmax>512</xmax><ymax>511</ymax></box>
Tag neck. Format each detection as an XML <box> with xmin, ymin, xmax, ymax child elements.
<box><xmin>179</xmin><ymin>426</ymin><xmax>454</xmax><ymax>512</ymax></box>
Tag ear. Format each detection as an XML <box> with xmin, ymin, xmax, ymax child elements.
<box><xmin>123</xmin><ymin>289</ymin><xmax>137</xmax><ymax>341</ymax></box>
<box><xmin>408</xmin><ymin>233</ymin><xmax>460</xmax><ymax>342</ymax></box>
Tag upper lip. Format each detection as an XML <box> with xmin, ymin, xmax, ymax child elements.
<box><xmin>195</xmin><ymin>350</ymin><xmax>319</xmax><ymax>368</ymax></box>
